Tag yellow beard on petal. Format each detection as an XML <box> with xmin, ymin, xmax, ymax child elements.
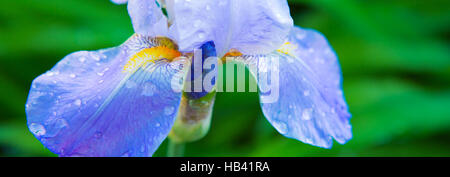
<box><xmin>123</xmin><ymin>46</ymin><xmax>181</xmax><ymax>73</ymax></box>
<box><xmin>276</xmin><ymin>42</ymin><xmax>297</xmax><ymax>56</ymax></box>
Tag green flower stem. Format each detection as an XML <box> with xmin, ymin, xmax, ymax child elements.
<box><xmin>167</xmin><ymin>139</ymin><xmax>185</xmax><ymax>157</ymax></box>
<box><xmin>168</xmin><ymin>91</ymin><xmax>216</xmax><ymax>143</ymax></box>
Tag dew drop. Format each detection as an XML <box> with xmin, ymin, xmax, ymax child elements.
<box><xmin>302</xmin><ymin>108</ymin><xmax>312</xmax><ymax>120</ymax></box>
<box><xmin>197</xmin><ymin>31</ymin><xmax>206</xmax><ymax>39</ymax></box>
<box><xmin>79</xmin><ymin>57</ymin><xmax>86</xmax><ymax>63</ymax></box>
<box><xmin>164</xmin><ymin>106</ymin><xmax>175</xmax><ymax>115</ymax></box>
<box><xmin>303</xmin><ymin>90</ymin><xmax>310</xmax><ymax>96</ymax></box>
<box><xmin>142</xmin><ymin>83</ymin><xmax>156</xmax><ymax>96</ymax></box>
<box><xmin>29</xmin><ymin>123</ymin><xmax>46</xmax><ymax>136</ymax></box>
<box><xmin>74</xmin><ymin>99</ymin><xmax>82</xmax><ymax>106</ymax></box>
<box><xmin>92</xmin><ymin>54</ymin><xmax>100</xmax><ymax>61</ymax></box>
<box><xmin>155</xmin><ymin>123</ymin><xmax>161</xmax><ymax>127</ymax></box>
<box><xmin>69</xmin><ymin>74</ymin><xmax>76</xmax><ymax>78</ymax></box>
<box><xmin>55</xmin><ymin>118</ymin><xmax>68</xmax><ymax>129</ymax></box>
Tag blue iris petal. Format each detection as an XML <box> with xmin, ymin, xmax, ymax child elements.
<box><xmin>239</xmin><ymin>26</ymin><xmax>352</xmax><ymax>148</ymax></box>
<box><xmin>167</xmin><ymin>0</ymin><xmax>293</xmax><ymax>56</ymax></box>
<box><xmin>26</xmin><ymin>38</ymin><xmax>188</xmax><ymax>156</ymax></box>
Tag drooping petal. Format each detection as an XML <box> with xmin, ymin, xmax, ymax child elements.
<box><xmin>127</xmin><ymin>0</ymin><xmax>168</xmax><ymax>37</ymax></box>
<box><xmin>26</xmin><ymin>35</ymin><xmax>189</xmax><ymax>157</ymax></box>
<box><xmin>285</xmin><ymin>26</ymin><xmax>351</xmax><ymax>122</ymax></box>
<box><xmin>111</xmin><ymin>0</ymin><xmax>128</xmax><ymax>5</ymax></box>
<box><xmin>167</xmin><ymin>0</ymin><xmax>293</xmax><ymax>56</ymax></box>
<box><xmin>237</xmin><ymin>26</ymin><xmax>352</xmax><ymax>148</ymax></box>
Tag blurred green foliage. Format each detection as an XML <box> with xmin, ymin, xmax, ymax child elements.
<box><xmin>0</xmin><ymin>0</ymin><xmax>449</xmax><ymax>157</ymax></box>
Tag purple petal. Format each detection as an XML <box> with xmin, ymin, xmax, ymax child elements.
<box><xmin>167</xmin><ymin>0</ymin><xmax>293</xmax><ymax>56</ymax></box>
<box><xmin>26</xmin><ymin>35</ymin><xmax>189</xmax><ymax>156</ymax></box>
<box><xmin>238</xmin><ymin>26</ymin><xmax>352</xmax><ymax>148</ymax></box>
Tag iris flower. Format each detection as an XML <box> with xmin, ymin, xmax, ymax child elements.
<box><xmin>26</xmin><ymin>0</ymin><xmax>352</xmax><ymax>157</ymax></box>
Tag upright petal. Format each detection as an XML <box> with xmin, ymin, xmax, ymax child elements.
<box><xmin>237</xmin><ymin>26</ymin><xmax>351</xmax><ymax>148</ymax></box>
<box><xmin>128</xmin><ymin>0</ymin><xmax>168</xmax><ymax>37</ymax></box>
<box><xmin>167</xmin><ymin>0</ymin><xmax>293</xmax><ymax>56</ymax></box>
<box><xmin>26</xmin><ymin>35</ymin><xmax>189</xmax><ymax>156</ymax></box>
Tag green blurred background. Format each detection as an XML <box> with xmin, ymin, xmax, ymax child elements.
<box><xmin>0</xmin><ymin>0</ymin><xmax>449</xmax><ymax>157</ymax></box>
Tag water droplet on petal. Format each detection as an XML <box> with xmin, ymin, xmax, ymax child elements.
<box><xmin>92</xmin><ymin>54</ymin><xmax>100</xmax><ymax>61</ymax></box>
<box><xmin>142</xmin><ymin>83</ymin><xmax>156</xmax><ymax>96</ymax></box>
<box><xmin>29</xmin><ymin>123</ymin><xmax>46</xmax><ymax>136</ymax></box>
<box><xmin>55</xmin><ymin>118</ymin><xmax>68</xmax><ymax>129</ymax></box>
<box><xmin>302</xmin><ymin>108</ymin><xmax>312</xmax><ymax>120</ymax></box>
<box><xmin>197</xmin><ymin>31</ymin><xmax>206</xmax><ymax>39</ymax></box>
<box><xmin>79</xmin><ymin>57</ymin><xmax>86</xmax><ymax>63</ymax></box>
<box><xmin>303</xmin><ymin>90</ymin><xmax>310</xmax><ymax>96</ymax></box>
<box><xmin>69</xmin><ymin>74</ymin><xmax>76</xmax><ymax>78</ymax></box>
<box><xmin>164</xmin><ymin>106</ymin><xmax>175</xmax><ymax>115</ymax></box>
<box><xmin>74</xmin><ymin>99</ymin><xmax>82</xmax><ymax>106</ymax></box>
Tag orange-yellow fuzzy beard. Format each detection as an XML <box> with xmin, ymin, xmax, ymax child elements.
<box><xmin>123</xmin><ymin>46</ymin><xmax>182</xmax><ymax>73</ymax></box>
